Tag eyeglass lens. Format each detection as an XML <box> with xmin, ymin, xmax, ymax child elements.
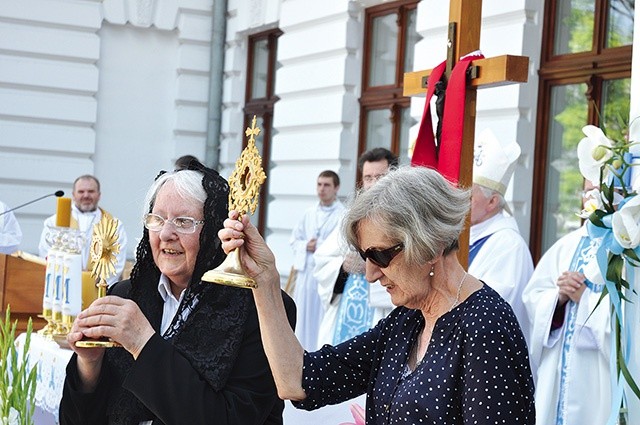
<box><xmin>358</xmin><ymin>243</ymin><xmax>403</xmax><ymax>268</ymax></box>
<box><xmin>143</xmin><ymin>214</ymin><xmax>201</xmax><ymax>234</ymax></box>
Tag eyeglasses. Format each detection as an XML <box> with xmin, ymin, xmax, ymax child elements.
<box><xmin>143</xmin><ymin>213</ymin><xmax>204</xmax><ymax>234</ymax></box>
<box><xmin>357</xmin><ymin>243</ymin><xmax>404</xmax><ymax>268</ymax></box>
<box><xmin>362</xmin><ymin>173</ymin><xmax>387</xmax><ymax>184</ymax></box>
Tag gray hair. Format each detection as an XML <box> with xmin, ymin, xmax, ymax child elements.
<box><xmin>143</xmin><ymin>170</ymin><xmax>206</xmax><ymax>215</ymax></box>
<box><xmin>477</xmin><ymin>184</ymin><xmax>507</xmax><ymax>211</ymax></box>
<box><xmin>344</xmin><ymin>166</ymin><xmax>471</xmax><ymax>264</ymax></box>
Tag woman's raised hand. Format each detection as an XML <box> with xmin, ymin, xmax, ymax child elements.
<box><xmin>219</xmin><ymin>210</ymin><xmax>279</xmax><ymax>287</ymax></box>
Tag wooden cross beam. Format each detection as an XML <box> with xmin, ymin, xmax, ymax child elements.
<box><xmin>403</xmin><ymin>0</ymin><xmax>529</xmax><ymax>267</ymax></box>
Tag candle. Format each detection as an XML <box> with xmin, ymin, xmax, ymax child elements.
<box><xmin>55</xmin><ymin>197</ymin><xmax>71</xmax><ymax>227</ymax></box>
<box><xmin>62</xmin><ymin>253</ymin><xmax>83</xmax><ymax>319</ymax></box>
<box><xmin>43</xmin><ymin>249</ymin><xmax>57</xmax><ymax>316</ymax></box>
<box><xmin>52</xmin><ymin>251</ymin><xmax>64</xmax><ymax>324</ymax></box>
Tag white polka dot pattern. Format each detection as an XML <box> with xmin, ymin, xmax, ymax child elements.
<box><xmin>293</xmin><ymin>284</ymin><xmax>535</xmax><ymax>424</ymax></box>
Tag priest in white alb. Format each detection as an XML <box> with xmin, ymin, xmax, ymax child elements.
<box><xmin>289</xmin><ymin>170</ymin><xmax>344</xmax><ymax>350</ymax></box>
<box><xmin>522</xmin><ymin>196</ymin><xmax>611</xmax><ymax>425</ymax></box>
<box><xmin>468</xmin><ymin>129</ymin><xmax>533</xmax><ymax>341</ymax></box>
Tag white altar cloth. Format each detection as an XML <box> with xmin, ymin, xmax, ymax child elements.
<box><xmin>15</xmin><ymin>333</ymin><xmax>73</xmax><ymax>424</ymax></box>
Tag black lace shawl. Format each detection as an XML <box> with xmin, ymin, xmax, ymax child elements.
<box><xmin>104</xmin><ymin>163</ymin><xmax>252</xmax><ymax>424</ymax></box>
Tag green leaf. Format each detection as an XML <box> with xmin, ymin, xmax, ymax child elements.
<box><xmin>607</xmin><ymin>255</ymin><xmax>624</xmax><ymax>285</ymax></box>
<box><xmin>589</xmin><ymin>210</ymin><xmax>609</xmax><ymax>228</ymax></box>
<box><xmin>623</xmin><ymin>249</ymin><xmax>640</xmax><ymax>264</ymax></box>
<box><xmin>619</xmin><ymin>347</ymin><xmax>640</xmax><ymax>400</ymax></box>
<box><xmin>0</xmin><ymin>306</ymin><xmax>37</xmax><ymax>423</ymax></box>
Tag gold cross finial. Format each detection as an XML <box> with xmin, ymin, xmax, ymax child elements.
<box><xmin>227</xmin><ymin>115</ymin><xmax>266</xmax><ymax>218</ymax></box>
<box><xmin>245</xmin><ymin>116</ymin><xmax>261</xmax><ymax>144</ymax></box>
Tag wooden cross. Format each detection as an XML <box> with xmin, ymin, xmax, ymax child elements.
<box><xmin>403</xmin><ymin>0</ymin><xmax>529</xmax><ymax>267</ymax></box>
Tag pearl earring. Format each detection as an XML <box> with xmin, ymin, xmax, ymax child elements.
<box><xmin>429</xmin><ymin>265</ymin><xmax>435</xmax><ymax>277</ymax></box>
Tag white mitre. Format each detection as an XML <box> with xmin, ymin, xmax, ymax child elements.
<box><xmin>473</xmin><ymin>128</ymin><xmax>521</xmax><ymax>215</ymax></box>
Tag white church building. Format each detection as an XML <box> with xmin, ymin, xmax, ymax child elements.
<box><xmin>1</xmin><ymin>0</ymin><xmax>640</xmax><ymax>423</ymax></box>
<box><xmin>2</xmin><ymin>0</ymin><xmax>637</xmax><ymax>271</ymax></box>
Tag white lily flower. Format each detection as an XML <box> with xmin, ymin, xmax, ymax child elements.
<box><xmin>612</xmin><ymin>195</ymin><xmax>640</xmax><ymax>249</ymax></box>
<box><xmin>577</xmin><ymin>125</ymin><xmax>614</xmax><ymax>184</ymax></box>
<box><xmin>578</xmin><ymin>188</ymin><xmax>604</xmax><ymax>218</ymax></box>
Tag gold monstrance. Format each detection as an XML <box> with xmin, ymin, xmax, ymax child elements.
<box><xmin>202</xmin><ymin>115</ymin><xmax>266</xmax><ymax>288</ymax></box>
<box><xmin>75</xmin><ymin>215</ymin><xmax>121</xmax><ymax>348</ymax></box>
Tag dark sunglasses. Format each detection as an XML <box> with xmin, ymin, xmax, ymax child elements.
<box><xmin>358</xmin><ymin>243</ymin><xmax>404</xmax><ymax>268</ymax></box>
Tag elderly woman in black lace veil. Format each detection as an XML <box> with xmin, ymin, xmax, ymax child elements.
<box><xmin>60</xmin><ymin>161</ymin><xmax>296</xmax><ymax>425</ymax></box>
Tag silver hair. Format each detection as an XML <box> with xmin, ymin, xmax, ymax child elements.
<box><xmin>143</xmin><ymin>170</ymin><xmax>206</xmax><ymax>216</ymax></box>
<box><xmin>477</xmin><ymin>184</ymin><xmax>507</xmax><ymax>211</ymax></box>
<box><xmin>344</xmin><ymin>166</ymin><xmax>471</xmax><ymax>265</ymax></box>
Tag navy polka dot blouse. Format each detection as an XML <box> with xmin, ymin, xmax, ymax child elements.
<box><xmin>293</xmin><ymin>284</ymin><xmax>535</xmax><ymax>424</ymax></box>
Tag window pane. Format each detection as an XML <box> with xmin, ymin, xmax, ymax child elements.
<box><xmin>369</xmin><ymin>13</ymin><xmax>398</xmax><ymax>86</ymax></box>
<box><xmin>403</xmin><ymin>8</ymin><xmax>418</xmax><ymax>73</ymax></box>
<box><xmin>398</xmin><ymin>107</ymin><xmax>415</xmax><ymax>165</ymax></box>
<box><xmin>601</xmin><ymin>78</ymin><xmax>631</xmax><ymax>137</ymax></box>
<box><xmin>365</xmin><ymin>109</ymin><xmax>392</xmax><ymax>151</ymax></box>
<box><xmin>250</xmin><ymin>39</ymin><xmax>269</xmax><ymax>99</ymax></box>
<box><xmin>542</xmin><ymin>83</ymin><xmax>589</xmax><ymax>252</ymax></box>
<box><xmin>606</xmin><ymin>0</ymin><xmax>634</xmax><ymax>48</ymax></box>
<box><xmin>553</xmin><ymin>0</ymin><xmax>595</xmax><ymax>55</ymax></box>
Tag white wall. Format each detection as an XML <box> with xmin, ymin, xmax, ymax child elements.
<box><xmin>0</xmin><ymin>0</ymin><xmax>216</xmax><ymax>259</ymax></box>
<box><xmin>0</xmin><ymin>0</ymin><xmax>103</xmax><ymax>256</ymax></box>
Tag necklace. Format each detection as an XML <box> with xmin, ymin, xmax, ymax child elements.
<box><xmin>450</xmin><ymin>271</ymin><xmax>467</xmax><ymax>310</ymax></box>
<box><xmin>412</xmin><ymin>272</ymin><xmax>468</xmax><ymax>370</ymax></box>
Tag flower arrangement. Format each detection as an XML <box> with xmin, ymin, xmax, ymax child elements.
<box><xmin>0</xmin><ymin>307</ymin><xmax>37</xmax><ymax>425</ymax></box>
<box><xmin>576</xmin><ymin>119</ymin><xmax>640</xmax><ymax>420</ymax></box>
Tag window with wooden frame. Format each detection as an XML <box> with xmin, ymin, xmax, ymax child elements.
<box><xmin>530</xmin><ymin>0</ymin><xmax>633</xmax><ymax>260</ymax></box>
<box><xmin>244</xmin><ymin>28</ymin><xmax>281</xmax><ymax>234</ymax></box>
<box><xmin>359</xmin><ymin>0</ymin><xmax>419</xmax><ymax>169</ymax></box>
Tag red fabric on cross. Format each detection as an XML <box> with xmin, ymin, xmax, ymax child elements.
<box><xmin>410</xmin><ymin>53</ymin><xmax>484</xmax><ymax>184</ymax></box>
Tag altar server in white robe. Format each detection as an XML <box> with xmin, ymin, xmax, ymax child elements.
<box><xmin>523</xmin><ymin>220</ymin><xmax>611</xmax><ymax>425</ymax></box>
<box><xmin>0</xmin><ymin>200</ymin><xmax>22</xmax><ymax>254</ymax></box>
<box><xmin>468</xmin><ymin>129</ymin><xmax>533</xmax><ymax>342</ymax></box>
<box><xmin>314</xmin><ymin>148</ymin><xmax>398</xmax><ymax>348</ymax></box>
<box><xmin>290</xmin><ymin>170</ymin><xmax>344</xmax><ymax>350</ymax></box>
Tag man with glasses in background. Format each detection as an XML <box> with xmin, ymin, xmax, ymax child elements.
<box><xmin>314</xmin><ymin>148</ymin><xmax>398</xmax><ymax>349</ymax></box>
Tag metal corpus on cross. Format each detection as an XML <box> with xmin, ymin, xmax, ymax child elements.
<box><xmin>403</xmin><ymin>0</ymin><xmax>529</xmax><ymax>267</ymax></box>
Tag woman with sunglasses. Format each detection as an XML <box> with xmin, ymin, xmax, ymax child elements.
<box><xmin>60</xmin><ymin>161</ymin><xmax>295</xmax><ymax>425</ymax></box>
<box><xmin>220</xmin><ymin>166</ymin><xmax>535</xmax><ymax>424</ymax></box>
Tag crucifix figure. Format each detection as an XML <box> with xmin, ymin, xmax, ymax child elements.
<box><xmin>403</xmin><ymin>0</ymin><xmax>529</xmax><ymax>266</ymax></box>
